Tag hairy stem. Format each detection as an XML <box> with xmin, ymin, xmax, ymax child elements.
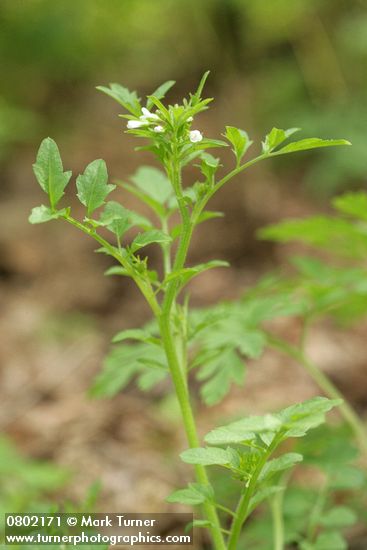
<box><xmin>161</xmin><ymin>215</ymin><xmax>172</xmax><ymax>275</ymax></box>
<box><xmin>160</xmin><ymin>156</ymin><xmax>226</xmax><ymax>549</ymax></box>
<box><xmin>159</xmin><ymin>316</ymin><xmax>226</xmax><ymax>550</ymax></box>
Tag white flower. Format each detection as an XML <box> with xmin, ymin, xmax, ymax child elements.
<box><xmin>127</xmin><ymin>119</ymin><xmax>149</xmax><ymax>129</ymax></box>
<box><xmin>189</xmin><ymin>130</ymin><xmax>203</xmax><ymax>143</ymax></box>
<box><xmin>153</xmin><ymin>125</ymin><xmax>164</xmax><ymax>133</ymax></box>
<box><xmin>127</xmin><ymin>107</ymin><xmax>161</xmax><ymax>130</ymax></box>
<box><xmin>140</xmin><ymin>107</ymin><xmax>160</xmax><ymax>121</ymax></box>
<box><xmin>187</xmin><ymin>116</ymin><xmax>193</xmax><ymax>122</ymax></box>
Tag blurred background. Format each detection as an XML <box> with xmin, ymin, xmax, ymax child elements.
<box><xmin>1</xmin><ymin>0</ymin><xmax>367</xmax><ymax>547</ymax></box>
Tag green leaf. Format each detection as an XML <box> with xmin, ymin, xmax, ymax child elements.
<box><xmin>96</xmin><ymin>83</ymin><xmax>141</xmax><ymax>116</ymax></box>
<box><xmin>112</xmin><ymin>328</ymin><xmax>159</xmax><ymax>345</ymax></box>
<box><xmin>333</xmin><ymin>191</ymin><xmax>367</xmax><ymax>221</ymax></box>
<box><xmin>147</xmin><ymin>80</ymin><xmax>175</xmax><ymax>109</ymax></box>
<box><xmin>180</xmin><ymin>447</ymin><xmax>231</xmax><ymax>466</ymax></box>
<box><xmin>76</xmin><ymin>159</ymin><xmax>115</xmax><ymax>216</ymax></box>
<box><xmin>320</xmin><ymin>506</ymin><xmax>357</xmax><ymax>528</ymax></box>
<box><xmin>29</xmin><ymin>205</ymin><xmax>68</xmax><ymax>224</ymax></box>
<box><xmin>131</xmin><ymin>229</ymin><xmax>171</xmax><ymax>252</ymax></box>
<box><xmin>130</xmin><ymin>166</ymin><xmax>173</xmax><ymax>205</ymax></box>
<box><xmin>33</xmin><ymin>137</ymin><xmax>72</xmax><ymax>209</ymax></box>
<box><xmin>98</xmin><ymin>201</ymin><xmax>130</xmax><ymax>238</ymax></box>
<box><xmin>89</xmin><ymin>347</ymin><xmax>143</xmax><ymax>398</ymax></box>
<box><xmin>137</xmin><ymin>369</ymin><xmax>167</xmax><ymax>391</ymax></box>
<box><xmin>167</xmin><ymin>488</ymin><xmax>205</xmax><ymax>505</ymax></box>
<box><xmin>89</xmin><ymin>343</ymin><xmax>167</xmax><ymax>398</ymax></box>
<box><xmin>122</xmin><ymin>182</ymin><xmax>167</xmax><ymax>218</ymax></box>
<box><xmin>197</xmin><ymin>210</ymin><xmax>225</xmax><ymax>223</ymax></box>
<box><xmin>199</xmin><ymin>152</ymin><xmax>220</xmax><ymax>180</ymax></box>
<box><xmin>225</xmin><ymin>126</ymin><xmax>253</xmax><ymax>164</ymax></box>
<box><xmin>313</xmin><ymin>531</ymin><xmax>347</xmax><ymax>550</ymax></box>
<box><xmin>163</xmin><ymin>260</ymin><xmax>229</xmax><ymax>288</ymax></box>
<box><xmin>277</xmin><ymin>397</ymin><xmax>342</xmax><ymax>438</ymax></box>
<box><xmin>191</xmin><ymin>71</ymin><xmax>210</xmax><ymax>105</ymax></box>
<box><xmin>104</xmin><ymin>266</ymin><xmax>129</xmax><ymax>277</ymax></box>
<box><xmin>262</xmin><ymin>127</ymin><xmax>300</xmax><ymax>153</ymax></box>
<box><xmin>146</xmin><ymin>94</ymin><xmax>170</xmax><ymax>119</ymax></box>
<box><xmin>185</xmin><ymin>519</ymin><xmax>212</xmax><ymax>533</ymax></box>
<box><xmin>205</xmin><ymin>414</ymin><xmax>282</xmax><ymax>445</ymax></box>
<box><xmin>204</xmin><ymin>398</ymin><xmax>340</xmax><ymax>445</ymax></box>
<box><xmin>258</xmin><ymin>215</ymin><xmax>367</xmax><ymax>259</ymax></box>
<box><xmin>206</xmin><ymin>326</ymin><xmax>266</xmax><ymax>358</ymax></box>
<box><xmin>196</xmin><ymin>348</ymin><xmax>246</xmax><ymax>406</ymax></box>
<box><xmin>329</xmin><ymin>466</ymin><xmax>365</xmax><ymax>489</ymax></box>
<box><xmin>240</xmin><ymin>291</ymin><xmax>308</xmax><ymax>324</ymax></box>
<box><xmin>275</xmin><ymin>138</ymin><xmax>351</xmax><ymax>155</ymax></box>
<box><xmin>259</xmin><ymin>453</ymin><xmax>303</xmax><ymax>481</ymax></box>
<box><xmin>194</xmin><ymin>138</ymin><xmax>228</xmax><ymax>150</ymax></box>
<box><xmin>166</xmin><ymin>483</ymin><xmax>211</xmax><ymax>506</ymax></box>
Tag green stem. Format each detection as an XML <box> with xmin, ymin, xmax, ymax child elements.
<box><xmin>162</xmin><ymin>159</ymin><xmax>193</xmax><ymax>315</ymax></box>
<box><xmin>212</xmin><ymin>154</ymin><xmax>268</xmax><ymax>197</ymax></box>
<box><xmin>227</xmin><ymin>435</ymin><xmax>281</xmax><ymax>550</ymax></box>
<box><xmin>64</xmin><ymin>215</ymin><xmax>161</xmax><ymax>317</ymax></box>
<box><xmin>268</xmin><ymin>335</ymin><xmax>367</xmax><ymax>455</ymax></box>
<box><xmin>306</xmin><ymin>480</ymin><xmax>328</xmax><ymax>543</ymax></box>
<box><xmin>161</xmin><ymin>215</ymin><xmax>172</xmax><ymax>275</ymax></box>
<box><xmin>162</xmin><ymin>153</ymin><xmax>270</xmax><ymax>310</ymax></box>
<box><xmin>270</xmin><ymin>490</ymin><xmax>285</xmax><ymax>550</ymax></box>
<box><xmin>215</xmin><ymin>503</ymin><xmax>237</xmax><ymax>518</ymax></box>
<box><xmin>159</xmin><ymin>316</ymin><xmax>226</xmax><ymax>550</ymax></box>
<box><xmin>159</xmin><ymin>155</ymin><xmax>226</xmax><ymax>550</ymax></box>
<box><xmin>192</xmin><ymin>153</ymin><xmax>269</xmax><ymax>227</ymax></box>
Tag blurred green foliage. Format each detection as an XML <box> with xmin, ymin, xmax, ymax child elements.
<box><xmin>0</xmin><ymin>436</ymin><xmax>68</xmax><ymax>517</ymax></box>
<box><xmin>1</xmin><ymin>0</ymin><xmax>366</xmax><ymax>194</ymax></box>
<box><xmin>239</xmin><ymin>425</ymin><xmax>367</xmax><ymax>549</ymax></box>
<box><xmin>0</xmin><ymin>436</ymin><xmax>107</xmax><ymax>549</ymax></box>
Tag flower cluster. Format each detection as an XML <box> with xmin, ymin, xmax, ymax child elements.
<box><xmin>127</xmin><ymin>107</ymin><xmax>161</xmax><ymax>131</ymax></box>
<box><xmin>127</xmin><ymin>108</ymin><xmax>203</xmax><ymax>143</ymax></box>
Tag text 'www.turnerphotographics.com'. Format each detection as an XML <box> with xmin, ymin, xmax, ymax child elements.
<box><xmin>4</xmin><ymin>513</ymin><xmax>193</xmax><ymax>546</ymax></box>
